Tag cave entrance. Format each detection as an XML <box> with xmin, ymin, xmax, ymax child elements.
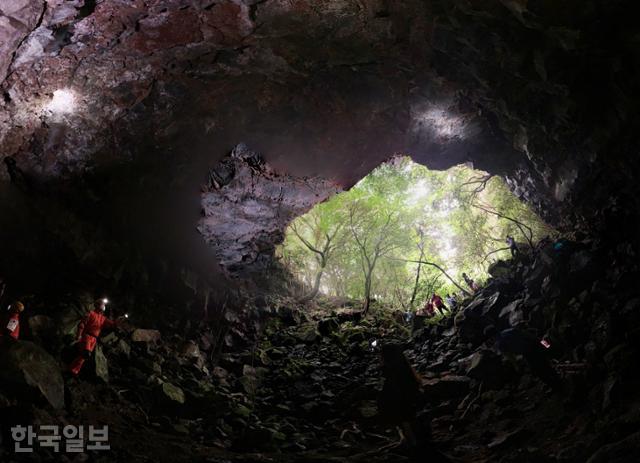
<box><xmin>279</xmin><ymin>156</ymin><xmax>553</xmax><ymax>314</ymax></box>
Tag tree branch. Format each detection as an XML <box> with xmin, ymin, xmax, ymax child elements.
<box><xmin>387</xmin><ymin>257</ymin><xmax>471</xmax><ymax>296</ymax></box>
<box><xmin>291</xmin><ymin>223</ymin><xmax>324</xmax><ymax>257</ymax></box>
<box><xmin>471</xmin><ymin>202</ymin><xmax>534</xmax><ymax>248</ymax></box>
<box><xmin>482</xmin><ymin>246</ymin><xmax>511</xmax><ymax>263</ymax></box>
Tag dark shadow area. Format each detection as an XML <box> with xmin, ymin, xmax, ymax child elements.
<box><xmin>2</xmin><ymin>0</ymin><xmax>640</xmax><ymax>462</ymax></box>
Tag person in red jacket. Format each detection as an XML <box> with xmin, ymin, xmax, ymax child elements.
<box><xmin>430</xmin><ymin>293</ymin><xmax>448</xmax><ymax>316</ymax></box>
<box><xmin>68</xmin><ymin>298</ymin><xmax>119</xmax><ymax>376</ymax></box>
<box><xmin>1</xmin><ymin>301</ymin><xmax>25</xmax><ymax>343</ymax></box>
<box><xmin>416</xmin><ymin>300</ymin><xmax>435</xmax><ymax>317</ymax></box>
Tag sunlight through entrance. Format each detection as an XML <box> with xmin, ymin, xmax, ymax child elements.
<box><xmin>278</xmin><ymin>157</ymin><xmax>554</xmax><ymax>315</ymax></box>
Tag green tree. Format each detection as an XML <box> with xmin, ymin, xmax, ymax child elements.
<box><xmin>280</xmin><ymin>157</ymin><xmax>554</xmax><ymax>313</ymax></box>
<box><xmin>289</xmin><ymin>201</ymin><xmax>346</xmax><ymax>301</ymax></box>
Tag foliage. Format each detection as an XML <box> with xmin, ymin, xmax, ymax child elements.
<box><xmin>280</xmin><ymin>157</ymin><xmax>554</xmax><ymax>311</ymax></box>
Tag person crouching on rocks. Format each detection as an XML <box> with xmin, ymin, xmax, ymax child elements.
<box><xmin>506</xmin><ymin>235</ymin><xmax>519</xmax><ymax>257</ymax></box>
<box><xmin>378</xmin><ymin>343</ymin><xmax>450</xmax><ymax>461</ymax></box>
<box><xmin>0</xmin><ymin>301</ymin><xmax>25</xmax><ymax>344</ymax></box>
<box><xmin>68</xmin><ymin>298</ymin><xmax>121</xmax><ymax>376</ymax></box>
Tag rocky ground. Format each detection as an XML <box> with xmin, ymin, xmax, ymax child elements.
<box><xmin>1</xmin><ymin>235</ymin><xmax>640</xmax><ymax>462</ymax></box>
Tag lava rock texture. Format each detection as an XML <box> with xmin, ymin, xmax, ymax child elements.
<box><xmin>2</xmin><ymin>237</ymin><xmax>640</xmax><ymax>462</ymax></box>
<box><xmin>2</xmin><ymin>1</ymin><xmax>639</xmax><ymax>247</ymax></box>
<box><xmin>198</xmin><ymin>143</ymin><xmax>339</xmax><ymax>275</ymax></box>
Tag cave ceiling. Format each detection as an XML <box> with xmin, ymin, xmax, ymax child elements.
<box><xmin>1</xmin><ymin>0</ymin><xmax>639</xmax><ymax>277</ymax></box>
<box><xmin>2</xmin><ymin>0</ymin><xmax>544</xmax><ymax>184</ymax></box>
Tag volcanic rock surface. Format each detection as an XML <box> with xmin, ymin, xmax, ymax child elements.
<box><xmin>2</xmin><ymin>238</ymin><xmax>640</xmax><ymax>462</ymax></box>
<box><xmin>1</xmin><ymin>3</ymin><xmax>640</xmax><ymax>461</ymax></box>
<box><xmin>2</xmin><ymin>1</ymin><xmax>639</xmax><ymax>235</ymax></box>
<box><xmin>198</xmin><ymin>143</ymin><xmax>339</xmax><ymax>275</ymax></box>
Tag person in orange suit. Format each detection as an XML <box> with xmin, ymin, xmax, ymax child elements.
<box><xmin>68</xmin><ymin>299</ymin><xmax>119</xmax><ymax>376</ymax></box>
<box><xmin>1</xmin><ymin>301</ymin><xmax>25</xmax><ymax>343</ymax></box>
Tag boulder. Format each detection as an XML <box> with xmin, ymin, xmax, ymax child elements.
<box><xmin>481</xmin><ymin>291</ymin><xmax>509</xmax><ymax>319</ymax></box>
<box><xmin>293</xmin><ymin>324</ymin><xmax>320</xmax><ymax>343</ymax></box>
<box><xmin>240</xmin><ymin>365</ymin><xmax>267</xmax><ymax>395</ymax></box>
<box><xmin>422</xmin><ymin>375</ymin><xmax>471</xmax><ymax>402</ymax></box>
<box><xmin>604</xmin><ymin>344</ymin><xmax>636</xmax><ymax>377</ymax></box>
<box><xmin>235</xmin><ymin>425</ymin><xmax>286</xmax><ymax>451</ymax></box>
<box><xmin>199</xmin><ymin>332</ymin><xmax>215</xmax><ymax>351</ymax></box>
<box><xmin>620</xmin><ymin>298</ymin><xmax>640</xmax><ymax>326</ymax></box>
<box><xmin>131</xmin><ymin>329</ymin><xmax>162</xmax><ymax>343</ymax></box>
<box><xmin>27</xmin><ymin>315</ymin><xmax>56</xmax><ymax>342</ymax></box>
<box><xmin>114</xmin><ymin>339</ymin><xmax>131</xmax><ymax>358</ymax></box>
<box><xmin>318</xmin><ymin>318</ymin><xmax>340</xmax><ymax>336</ymax></box>
<box><xmin>587</xmin><ymin>431</ymin><xmax>640</xmax><ymax>463</ymax></box>
<box><xmin>488</xmin><ymin>261</ymin><xmax>511</xmax><ymax>279</ymax></box>
<box><xmin>93</xmin><ymin>344</ymin><xmax>109</xmax><ymax>383</ymax></box>
<box><xmin>212</xmin><ymin>366</ymin><xmax>229</xmax><ymax>380</ymax></box>
<box><xmin>602</xmin><ymin>376</ymin><xmax>621</xmax><ymax>411</ymax></box>
<box><xmin>466</xmin><ymin>350</ymin><xmax>506</xmax><ymax>389</ymax></box>
<box><xmin>0</xmin><ymin>341</ymin><xmax>64</xmax><ymax>409</ymax></box>
<box><xmin>461</xmin><ymin>298</ymin><xmax>486</xmax><ymax>317</ymax></box>
<box><xmin>132</xmin><ymin>357</ymin><xmax>162</xmax><ymax>375</ymax></box>
<box><xmin>101</xmin><ymin>332</ymin><xmax>118</xmax><ymax>345</ymax></box>
<box><xmin>159</xmin><ymin>382</ymin><xmax>186</xmax><ymax>405</ymax></box>
<box><xmin>276</xmin><ymin>306</ymin><xmax>306</xmax><ymax>326</ymax></box>
<box><xmin>591</xmin><ymin>313</ymin><xmax>614</xmax><ymax>352</ymax></box>
<box><xmin>569</xmin><ymin>250</ymin><xmax>598</xmax><ymax>281</ymax></box>
<box><xmin>180</xmin><ymin>341</ymin><xmax>201</xmax><ymax>358</ymax></box>
<box><xmin>524</xmin><ymin>264</ymin><xmax>547</xmax><ymax>295</ymax></box>
<box><xmin>499</xmin><ymin>300</ymin><xmax>524</xmax><ymax>327</ymax></box>
<box><xmin>358</xmin><ymin>400</ymin><xmax>379</xmax><ymax>418</ymax></box>
<box><xmin>487</xmin><ymin>428</ymin><xmax>526</xmax><ymax>449</ymax></box>
<box><xmin>0</xmin><ymin>391</ymin><xmax>11</xmax><ymax>408</ymax></box>
<box><xmin>498</xmin><ymin>299</ymin><xmax>519</xmax><ymax>318</ymax></box>
<box><xmin>455</xmin><ymin>306</ymin><xmax>491</xmax><ymax>345</ymax></box>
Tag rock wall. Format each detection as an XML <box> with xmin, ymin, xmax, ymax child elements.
<box><xmin>1</xmin><ymin>0</ymin><xmax>639</xmax><ymax>294</ymax></box>
<box><xmin>198</xmin><ymin>143</ymin><xmax>339</xmax><ymax>275</ymax></box>
<box><xmin>426</xmin><ymin>0</ymin><xmax>640</xmax><ymax>230</ymax></box>
<box><xmin>0</xmin><ymin>1</ymin><xmax>539</xmax><ymax>204</ymax></box>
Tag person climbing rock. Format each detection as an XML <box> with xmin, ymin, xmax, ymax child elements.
<box><xmin>68</xmin><ymin>298</ymin><xmax>120</xmax><ymax>376</ymax></box>
<box><xmin>462</xmin><ymin>273</ymin><xmax>479</xmax><ymax>292</ymax></box>
<box><xmin>506</xmin><ymin>235</ymin><xmax>519</xmax><ymax>257</ymax></box>
<box><xmin>378</xmin><ymin>343</ymin><xmax>450</xmax><ymax>462</ymax></box>
<box><xmin>489</xmin><ymin>326</ymin><xmax>562</xmax><ymax>392</ymax></box>
<box><xmin>431</xmin><ymin>293</ymin><xmax>447</xmax><ymax>316</ymax></box>
<box><xmin>0</xmin><ymin>301</ymin><xmax>25</xmax><ymax>343</ymax></box>
<box><xmin>416</xmin><ymin>300</ymin><xmax>435</xmax><ymax>317</ymax></box>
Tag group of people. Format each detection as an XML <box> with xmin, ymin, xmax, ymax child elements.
<box><xmin>404</xmin><ymin>234</ymin><xmax>527</xmax><ymax>326</ymax></box>
<box><xmin>0</xmin><ymin>291</ymin><xmax>123</xmax><ymax>377</ymax></box>
<box><xmin>415</xmin><ymin>293</ymin><xmax>457</xmax><ymax>318</ymax></box>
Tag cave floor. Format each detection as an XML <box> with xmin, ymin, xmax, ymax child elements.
<box><xmin>57</xmin><ymin>308</ymin><xmax>614</xmax><ymax>463</ymax></box>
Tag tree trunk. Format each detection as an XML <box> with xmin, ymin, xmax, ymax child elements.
<box><xmin>362</xmin><ymin>272</ymin><xmax>372</xmax><ymax>315</ymax></box>
<box><xmin>301</xmin><ymin>267</ymin><xmax>324</xmax><ymax>302</ymax></box>
<box><xmin>409</xmin><ymin>244</ymin><xmax>425</xmax><ymax>308</ymax></box>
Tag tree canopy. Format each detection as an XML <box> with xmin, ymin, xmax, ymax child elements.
<box><xmin>279</xmin><ymin>157</ymin><xmax>554</xmax><ymax>312</ymax></box>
